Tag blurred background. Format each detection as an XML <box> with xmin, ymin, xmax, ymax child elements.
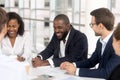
<box><xmin>0</xmin><ymin>0</ymin><xmax>120</xmax><ymax>57</ymax></box>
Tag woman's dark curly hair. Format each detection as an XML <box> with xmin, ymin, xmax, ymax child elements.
<box><xmin>7</xmin><ymin>12</ymin><xmax>24</xmax><ymax>36</ymax></box>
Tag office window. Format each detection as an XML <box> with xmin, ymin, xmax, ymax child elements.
<box><xmin>55</xmin><ymin>0</ymin><xmax>61</xmax><ymax>9</ymax></box>
<box><xmin>15</xmin><ymin>0</ymin><xmax>18</xmax><ymax>7</ymax></box>
<box><xmin>44</xmin><ymin>37</ymin><xmax>49</xmax><ymax>47</ymax></box>
<box><xmin>44</xmin><ymin>0</ymin><xmax>50</xmax><ymax>7</ymax></box>
<box><xmin>0</xmin><ymin>0</ymin><xmax>5</xmax><ymax>7</ymax></box>
<box><xmin>44</xmin><ymin>18</ymin><xmax>49</xmax><ymax>27</ymax></box>
<box><xmin>68</xmin><ymin>0</ymin><xmax>72</xmax><ymax>8</ymax></box>
<box><xmin>111</xmin><ymin>0</ymin><xmax>116</xmax><ymax>8</ymax></box>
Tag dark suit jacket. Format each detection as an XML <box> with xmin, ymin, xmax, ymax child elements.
<box><xmin>107</xmin><ymin>63</ymin><xmax>120</xmax><ymax>80</ymax></box>
<box><xmin>75</xmin><ymin>36</ymin><xmax>120</xmax><ymax>79</ymax></box>
<box><xmin>38</xmin><ymin>26</ymin><xmax>88</xmax><ymax>67</ymax></box>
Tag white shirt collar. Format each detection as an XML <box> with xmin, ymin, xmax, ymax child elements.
<box><xmin>64</xmin><ymin>29</ymin><xmax>71</xmax><ymax>43</ymax></box>
<box><xmin>100</xmin><ymin>31</ymin><xmax>113</xmax><ymax>44</ymax></box>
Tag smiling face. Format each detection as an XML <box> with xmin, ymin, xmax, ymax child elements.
<box><xmin>53</xmin><ymin>19</ymin><xmax>70</xmax><ymax>40</ymax></box>
<box><xmin>7</xmin><ymin>19</ymin><xmax>19</xmax><ymax>38</ymax></box>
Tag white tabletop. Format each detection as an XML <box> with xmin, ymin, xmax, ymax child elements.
<box><xmin>28</xmin><ymin>66</ymin><xmax>105</xmax><ymax>80</ymax></box>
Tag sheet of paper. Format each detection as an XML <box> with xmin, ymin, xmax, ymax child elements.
<box><xmin>29</xmin><ymin>66</ymin><xmax>105</xmax><ymax>80</ymax></box>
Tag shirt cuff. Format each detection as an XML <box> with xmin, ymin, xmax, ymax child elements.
<box><xmin>47</xmin><ymin>59</ymin><xmax>55</xmax><ymax>68</ymax></box>
<box><xmin>73</xmin><ymin>62</ymin><xmax>77</xmax><ymax>67</ymax></box>
<box><xmin>37</xmin><ymin>55</ymin><xmax>43</xmax><ymax>60</ymax></box>
<box><xmin>76</xmin><ymin>68</ymin><xmax>80</xmax><ymax>76</ymax></box>
<box><xmin>73</xmin><ymin>62</ymin><xmax>79</xmax><ymax>76</ymax></box>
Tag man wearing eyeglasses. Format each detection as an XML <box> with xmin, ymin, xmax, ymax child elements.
<box><xmin>60</xmin><ymin>8</ymin><xmax>120</xmax><ymax>79</ymax></box>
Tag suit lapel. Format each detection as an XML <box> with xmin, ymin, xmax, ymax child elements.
<box><xmin>99</xmin><ymin>35</ymin><xmax>113</xmax><ymax>67</ymax></box>
<box><xmin>65</xmin><ymin>27</ymin><xmax>75</xmax><ymax>51</ymax></box>
<box><xmin>53</xmin><ymin>35</ymin><xmax>60</xmax><ymax>58</ymax></box>
<box><xmin>101</xmin><ymin>35</ymin><xmax>113</xmax><ymax>57</ymax></box>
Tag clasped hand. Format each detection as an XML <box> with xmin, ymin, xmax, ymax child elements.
<box><xmin>60</xmin><ymin>61</ymin><xmax>76</xmax><ymax>75</ymax></box>
<box><xmin>32</xmin><ymin>57</ymin><xmax>49</xmax><ymax>67</ymax></box>
<box><xmin>17</xmin><ymin>55</ymin><xmax>25</xmax><ymax>62</ymax></box>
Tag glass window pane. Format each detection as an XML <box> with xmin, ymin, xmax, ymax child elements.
<box><xmin>24</xmin><ymin>9</ymin><xmax>30</xmax><ymax>18</ymax></box>
<box><xmin>68</xmin><ymin>0</ymin><xmax>72</xmax><ymax>8</ymax></box>
<box><xmin>23</xmin><ymin>19</ymin><xmax>30</xmax><ymax>30</ymax></box>
<box><xmin>0</xmin><ymin>0</ymin><xmax>5</xmax><ymax>7</ymax></box>
<box><xmin>45</xmin><ymin>0</ymin><xmax>50</xmax><ymax>7</ymax></box>
<box><xmin>44</xmin><ymin>18</ymin><xmax>49</xmax><ymax>27</ymax></box>
<box><xmin>15</xmin><ymin>0</ymin><xmax>18</xmax><ymax>7</ymax></box>
<box><xmin>24</xmin><ymin>0</ymin><xmax>30</xmax><ymax>8</ymax></box>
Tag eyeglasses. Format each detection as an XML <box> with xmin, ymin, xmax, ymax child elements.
<box><xmin>89</xmin><ymin>23</ymin><xmax>96</xmax><ymax>27</ymax></box>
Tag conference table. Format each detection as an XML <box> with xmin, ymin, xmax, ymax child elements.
<box><xmin>28</xmin><ymin>66</ymin><xmax>105</xmax><ymax>80</ymax></box>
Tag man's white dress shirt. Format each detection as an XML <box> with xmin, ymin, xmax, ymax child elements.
<box><xmin>47</xmin><ymin>31</ymin><xmax>70</xmax><ymax>67</ymax></box>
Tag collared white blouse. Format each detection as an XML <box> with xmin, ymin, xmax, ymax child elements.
<box><xmin>0</xmin><ymin>31</ymin><xmax>32</xmax><ymax>61</ymax></box>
